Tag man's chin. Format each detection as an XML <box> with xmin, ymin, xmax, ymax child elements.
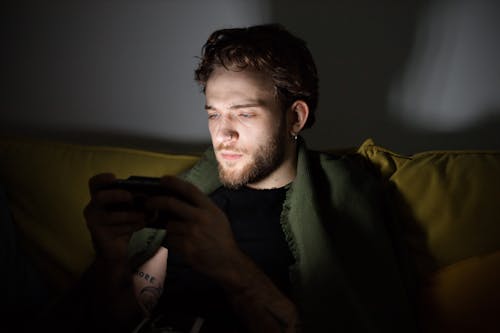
<box><xmin>218</xmin><ymin>169</ymin><xmax>247</xmax><ymax>189</ymax></box>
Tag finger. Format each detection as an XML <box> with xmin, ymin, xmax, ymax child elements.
<box><xmin>93</xmin><ymin>188</ymin><xmax>134</xmax><ymax>208</ymax></box>
<box><xmin>97</xmin><ymin>222</ymin><xmax>145</xmax><ymax>239</ymax></box>
<box><xmin>158</xmin><ymin>175</ymin><xmax>211</xmax><ymax>207</ymax></box>
<box><xmin>89</xmin><ymin>173</ymin><xmax>116</xmax><ymax>196</ymax></box>
<box><xmin>145</xmin><ymin>195</ymin><xmax>200</xmax><ymax>222</ymax></box>
<box><xmin>162</xmin><ymin>221</ymin><xmax>190</xmax><ymax>250</ymax></box>
<box><xmin>105</xmin><ymin>210</ymin><xmax>147</xmax><ymax>227</ymax></box>
<box><xmin>85</xmin><ymin>203</ymin><xmax>146</xmax><ymax>228</ymax></box>
<box><xmin>162</xmin><ymin>219</ymin><xmax>188</xmax><ymax>236</ymax></box>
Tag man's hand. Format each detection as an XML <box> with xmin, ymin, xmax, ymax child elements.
<box><xmin>60</xmin><ymin>173</ymin><xmax>149</xmax><ymax>331</ymax></box>
<box><xmin>145</xmin><ymin>175</ymin><xmax>242</xmax><ymax>280</ymax></box>
<box><xmin>84</xmin><ymin>173</ymin><xmax>147</xmax><ymax>262</ymax></box>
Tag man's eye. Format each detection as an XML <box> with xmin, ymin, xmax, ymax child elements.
<box><xmin>208</xmin><ymin>113</ymin><xmax>219</xmax><ymax>120</ymax></box>
<box><xmin>239</xmin><ymin>113</ymin><xmax>254</xmax><ymax>118</ymax></box>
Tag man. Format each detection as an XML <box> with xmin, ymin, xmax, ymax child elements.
<box><xmin>55</xmin><ymin>24</ymin><xmax>417</xmax><ymax>332</ymax></box>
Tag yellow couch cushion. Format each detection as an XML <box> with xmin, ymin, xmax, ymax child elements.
<box><xmin>393</xmin><ymin>150</ymin><xmax>500</xmax><ymax>269</ymax></box>
<box><xmin>358</xmin><ymin>139</ymin><xmax>500</xmax><ymax>269</ymax></box>
<box><xmin>356</xmin><ymin>138</ymin><xmax>411</xmax><ymax>178</ymax></box>
<box><xmin>358</xmin><ymin>139</ymin><xmax>500</xmax><ymax>332</ymax></box>
<box><xmin>0</xmin><ymin>138</ymin><xmax>199</xmax><ymax>290</ymax></box>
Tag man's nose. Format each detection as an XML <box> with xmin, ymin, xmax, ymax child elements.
<box><xmin>215</xmin><ymin>116</ymin><xmax>238</xmax><ymax>144</ymax></box>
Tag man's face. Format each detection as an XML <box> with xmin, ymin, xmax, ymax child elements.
<box><xmin>205</xmin><ymin>66</ymin><xmax>290</xmax><ymax>189</ymax></box>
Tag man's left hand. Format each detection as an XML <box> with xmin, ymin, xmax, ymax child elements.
<box><xmin>144</xmin><ymin>175</ymin><xmax>244</xmax><ymax>281</ymax></box>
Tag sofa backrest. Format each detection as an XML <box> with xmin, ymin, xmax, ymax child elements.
<box><xmin>357</xmin><ymin>139</ymin><xmax>500</xmax><ymax>270</ymax></box>
<box><xmin>0</xmin><ymin>138</ymin><xmax>199</xmax><ymax>290</ymax></box>
<box><xmin>356</xmin><ymin>139</ymin><xmax>500</xmax><ymax>332</ymax></box>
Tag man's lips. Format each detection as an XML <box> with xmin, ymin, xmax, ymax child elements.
<box><xmin>219</xmin><ymin>151</ymin><xmax>243</xmax><ymax>161</ymax></box>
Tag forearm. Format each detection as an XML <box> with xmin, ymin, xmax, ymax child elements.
<box><xmin>221</xmin><ymin>257</ymin><xmax>301</xmax><ymax>333</ymax></box>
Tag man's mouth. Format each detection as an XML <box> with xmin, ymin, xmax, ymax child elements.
<box><xmin>219</xmin><ymin>151</ymin><xmax>243</xmax><ymax>161</ymax></box>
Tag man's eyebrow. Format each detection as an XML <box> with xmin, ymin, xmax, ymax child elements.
<box><xmin>231</xmin><ymin>102</ymin><xmax>265</xmax><ymax>109</ymax></box>
<box><xmin>205</xmin><ymin>102</ymin><xmax>265</xmax><ymax>111</ymax></box>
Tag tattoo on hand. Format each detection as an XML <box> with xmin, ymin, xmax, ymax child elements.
<box><xmin>139</xmin><ymin>285</ymin><xmax>163</xmax><ymax>314</ymax></box>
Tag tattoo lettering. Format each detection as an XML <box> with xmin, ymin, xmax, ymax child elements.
<box><xmin>136</xmin><ymin>270</ymin><xmax>156</xmax><ymax>284</ymax></box>
<box><xmin>134</xmin><ymin>270</ymin><xmax>163</xmax><ymax>316</ymax></box>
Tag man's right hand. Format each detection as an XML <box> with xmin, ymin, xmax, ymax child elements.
<box><xmin>70</xmin><ymin>173</ymin><xmax>147</xmax><ymax>330</ymax></box>
<box><xmin>84</xmin><ymin>173</ymin><xmax>147</xmax><ymax>262</ymax></box>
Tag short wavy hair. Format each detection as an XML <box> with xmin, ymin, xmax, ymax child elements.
<box><xmin>194</xmin><ymin>24</ymin><xmax>319</xmax><ymax>129</ymax></box>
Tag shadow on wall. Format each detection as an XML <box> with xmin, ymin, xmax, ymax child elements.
<box><xmin>269</xmin><ymin>0</ymin><xmax>500</xmax><ymax>154</ymax></box>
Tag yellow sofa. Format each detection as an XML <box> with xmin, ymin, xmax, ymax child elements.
<box><xmin>1</xmin><ymin>137</ymin><xmax>499</xmax><ymax>332</ymax></box>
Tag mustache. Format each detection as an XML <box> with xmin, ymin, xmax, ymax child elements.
<box><xmin>216</xmin><ymin>144</ymin><xmax>246</xmax><ymax>153</ymax></box>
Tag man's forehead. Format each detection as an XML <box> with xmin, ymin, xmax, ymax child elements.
<box><xmin>207</xmin><ymin>66</ymin><xmax>273</xmax><ymax>88</ymax></box>
<box><xmin>204</xmin><ymin>66</ymin><xmax>277</xmax><ymax>109</ymax></box>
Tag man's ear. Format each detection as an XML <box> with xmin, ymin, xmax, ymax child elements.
<box><xmin>289</xmin><ymin>100</ymin><xmax>309</xmax><ymax>134</ymax></box>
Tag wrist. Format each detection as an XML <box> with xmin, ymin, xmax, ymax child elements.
<box><xmin>90</xmin><ymin>256</ymin><xmax>133</xmax><ymax>291</ymax></box>
<box><xmin>220</xmin><ymin>258</ymin><xmax>301</xmax><ymax>332</ymax></box>
<box><xmin>210</xmin><ymin>251</ymin><xmax>260</xmax><ymax>294</ymax></box>
<box><xmin>216</xmin><ymin>253</ymin><xmax>291</xmax><ymax>306</ymax></box>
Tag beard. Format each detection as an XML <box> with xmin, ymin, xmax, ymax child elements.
<box><xmin>216</xmin><ymin>119</ymin><xmax>287</xmax><ymax>189</ymax></box>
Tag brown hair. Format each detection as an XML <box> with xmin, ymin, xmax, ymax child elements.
<box><xmin>194</xmin><ymin>24</ymin><xmax>319</xmax><ymax>129</ymax></box>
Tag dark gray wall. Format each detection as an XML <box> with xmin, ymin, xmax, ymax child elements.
<box><xmin>2</xmin><ymin>0</ymin><xmax>499</xmax><ymax>154</ymax></box>
<box><xmin>271</xmin><ymin>0</ymin><xmax>500</xmax><ymax>153</ymax></box>
<box><xmin>2</xmin><ymin>0</ymin><xmax>272</xmax><ymax>153</ymax></box>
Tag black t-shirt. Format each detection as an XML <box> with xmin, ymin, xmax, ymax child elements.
<box><xmin>149</xmin><ymin>185</ymin><xmax>294</xmax><ymax>332</ymax></box>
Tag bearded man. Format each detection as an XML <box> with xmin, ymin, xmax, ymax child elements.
<box><xmin>49</xmin><ymin>24</ymin><xmax>418</xmax><ymax>333</ymax></box>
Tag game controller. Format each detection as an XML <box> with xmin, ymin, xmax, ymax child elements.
<box><xmin>97</xmin><ymin>176</ymin><xmax>170</xmax><ymax>221</ymax></box>
<box><xmin>99</xmin><ymin>176</ymin><xmax>167</xmax><ymax>197</ymax></box>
